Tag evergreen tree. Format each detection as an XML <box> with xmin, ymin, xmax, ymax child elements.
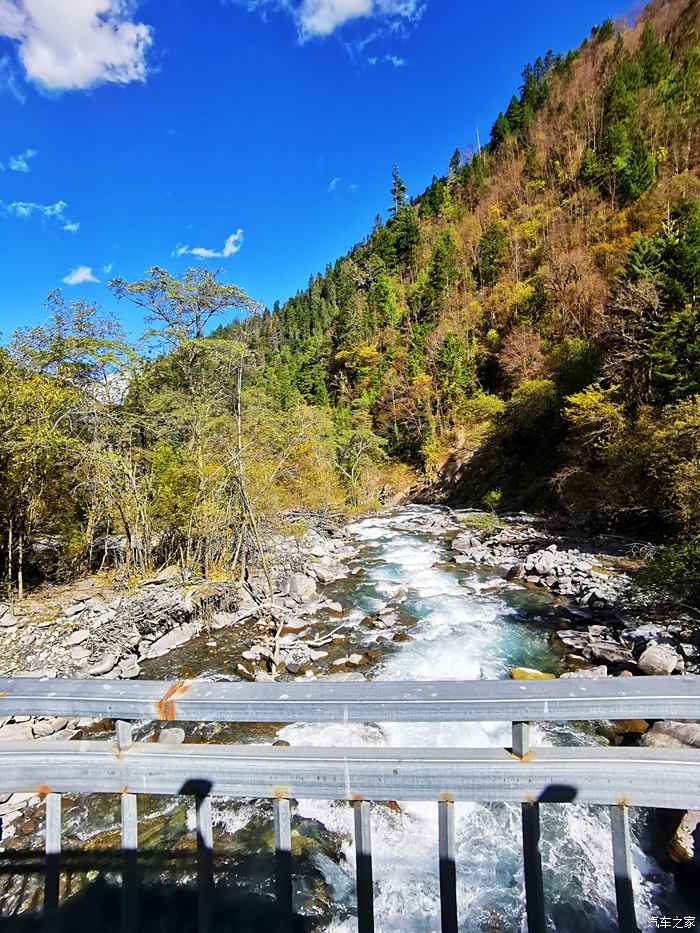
<box><xmin>490</xmin><ymin>112</ymin><xmax>511</xmax><ymax>148</ymax></box>
<box><xmin>389</xmin><ymin>165</ymin><xmax>408</xmax><ymax>216</ymax></box>
<box><xmin>391</xmin><ymin>204</ymin><xmax>421</xmax><ymax>270</ymax></box>
<box><xmin>448</xmin><ymin>147</ymin><xmax>461</xmax><ymax>177</ymax></box>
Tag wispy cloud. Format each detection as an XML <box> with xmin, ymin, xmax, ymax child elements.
<box><xmin>327</xmin><ymin>176</ymin><xmax>340</xmax><ymax>194</ymax></box>
<box><xmin>103</xmin><ymin>262</ymin><xmax>113</xmax><ymax>275</ymax></box>
<box><xmin>62</xmin><ymin>265</ymin><xmax>99</xmax><ymax>285</ymax></box>
<box><xmin>0</xmin><ymin>0</ymin><xmax>153</xmax><ymax>91</ymax></box>
<box><xmin>0</xmin><ymin>54</ymin><xmax>24</xmax><ymax>102</ymax></box>
<box><xmin>173</xmin><ymin>229</ymin><xmax>245</xmax><ymax>260</ymax></box>
<box><xmin>8</xmin><ymin>147</ymin><xmax>37</xmax><ymax>171</ymax></box>
<box><xmin>235</xmin><ymin>0</ymin><xmax>424</xmax><ymax>41</ymax></box>
<box><xmin>368</xmin><ymin>53</ymin><xmax>406</xmax><ymax>66</ymax></box>
<box><xmin>4</xmin><ymin>198</ymin><xmax>79</xmax><ymax>232</ymax></box>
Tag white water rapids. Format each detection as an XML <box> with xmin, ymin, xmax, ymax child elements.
<box><xmin>267</xmin><ymin>506</ymin><xmax>670</xmax><ymax>932</ymax></box>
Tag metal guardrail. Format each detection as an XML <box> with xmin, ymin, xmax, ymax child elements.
<box><xmin>1</xmin><ymin>674</ymin><xmax>699</xmax><ymax>933</ymax></box>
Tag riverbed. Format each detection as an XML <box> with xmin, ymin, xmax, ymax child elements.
<box><xmin>0</xmin><ymin>505</ymin><xmax>690</xmax><ymax>930</ymax></box>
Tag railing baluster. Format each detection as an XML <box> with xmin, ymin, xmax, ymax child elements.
<box><xmin>438</xmin><ymin>799</ymin><xmax>458</xmax><ymax>933</ymax></box>
<box><xmin>513</xmin><ymin>722</ymin><xmax>546</xmax><ymax>933</ymax></box>
<box><xmin>43</xmin><ymin>792</ymin><xmax>61</xmax><ymax>930</ymax></box>
<box><xmin>196</xmin><ymin>795</ymin><xmax>213</xmax><ymax>933</ymax></box>
<box><xmin>354</xmin><ymin>800</ymin><xmax>375</xmax><ymax>933</ymax></box>
<box><xmin>121</xmin><ymin>793</ymin><xmax>138</xmax><ymax>933</ymax></box>
<box><xmin>610</xmin><ymin>805</ymin><xmax>639</xmax><ymax>933</ymax></box>
<box><xmin>273</xmin><ymin>797</ymin><xmax>293</xmax><ymax>928</ymax></box>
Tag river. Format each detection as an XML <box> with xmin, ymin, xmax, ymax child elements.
<box><xmin>1</xmin><ymin>505</ymin><xmax>686</xmax><ymax>930</ymax></box>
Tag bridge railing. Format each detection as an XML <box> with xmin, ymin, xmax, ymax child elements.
<box><xmin>1</xmin><ymin>675</ymin><xmax>699</xmax><ymax>933</ymax></box>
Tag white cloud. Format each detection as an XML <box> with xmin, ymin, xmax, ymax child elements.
<box><xmin>8</xmin><ymin>146</ymin><xmax>36</xmax><ymax>171</ymax></box>
<box><xmin>4</xmin><ymin>197</ymin><xmax>79</xmax><ymax>231</ymax></box>
<box><xmin>327</xmin><ymin>176</ymin><xmax>340</xmax><ymax>193</ymax></box>
<box><xmin>385</xmin><ymin>54</ymin><xmax>404</xmax><ymax>66</ymax></box>
<box><xmin>0</xmin><ymin>0</ymin><xmax>153</xmax><ymax>91</ymax></box>
<box><xmin>173</xmin><ymin>229</ymin><xmax>245</xmax><ymax>260</ymax></box>
<box><xmin>103</xmin><ymin>262</ymin><xmax>113</xmax><ymax>274</ymax></box>
<box><xmin>6</xmin><ymin>198</ymin><xmax>65</xmax><ymax>218</ymax></box>
<box><xmin>238</xmin><ymin>0</ymin><xmax>424</xmax><ymax>39</ymax></box>
<box><xmin>62</xmin><ymin>265</ymin><xmax>99</xmax><ymax>285</ymax></box>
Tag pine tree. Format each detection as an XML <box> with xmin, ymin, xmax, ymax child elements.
<box><xmin>389</xmin><ymin>165</ymin><xmax>408</xmax><ymax>216</ymax></box>
<box><xmin>448</xmin><ymin>147</ymin><xmax>461</xmax><ymax>177</ymax></box>
<box><xmin>490</xmin><ymin>112</ymin><xmax>511</xmax><ymax>148</ymax></box>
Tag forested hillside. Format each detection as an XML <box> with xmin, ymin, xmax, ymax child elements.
<box><xmin>2</xmin><ymin>0</ymin><xmax>700</xmax><ymax>598</ymax></box>
<box><xmin>220</xmin><ymin>0</ymin><xmax>700</xmax><ymax>577</ymax></box>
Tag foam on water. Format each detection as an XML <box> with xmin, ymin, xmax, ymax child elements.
<box><xmin>279</xmin><ymin>506</ymin><xmax>667</xmax><ymax>931</ymax></box>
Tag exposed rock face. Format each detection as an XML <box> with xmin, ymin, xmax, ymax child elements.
<box><xmin>638</xmin><ymin>644</ymin><xmax>681</xmax><ymax>676</ymax></box>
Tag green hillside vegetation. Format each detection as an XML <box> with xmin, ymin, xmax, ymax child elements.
<box><xmin>2</xmin><ymin>0</ymin><xmax>700</xmax><ymax>599</ymax></box>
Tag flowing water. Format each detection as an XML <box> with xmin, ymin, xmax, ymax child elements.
<box><xmin>1</xmin><ymin>505</ymin><xmax>686</xmax><ymax>931</ymax></box>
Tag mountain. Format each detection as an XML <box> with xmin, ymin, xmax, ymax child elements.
<box><xmin>220</xmin><ymin>0</ymin><xmax>700</xmax><ymax>554</ymax></box>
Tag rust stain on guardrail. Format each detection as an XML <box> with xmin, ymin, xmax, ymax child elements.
<box><xmin>156</xmin><ymin>680</ymin><xmax>191</xmax><ymax>720</ymax></box>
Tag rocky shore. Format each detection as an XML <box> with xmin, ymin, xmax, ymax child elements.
<box><xmin>1</xmin><ymin>504</ymin><xmax>700</xmax><ymax>860</ymax></box>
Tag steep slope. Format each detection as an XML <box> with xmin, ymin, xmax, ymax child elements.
<box><xmin>220</xmin><ymin>1</ymin><xmax>700</xmax><ymax>593</ymax></box>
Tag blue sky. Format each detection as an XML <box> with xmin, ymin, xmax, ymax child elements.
<box><xmin>0</xmin><ymin>0</ymin><xmax>623</xmax><ymax>337</ymax></box>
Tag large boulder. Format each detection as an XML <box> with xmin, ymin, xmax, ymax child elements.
<box><xmin>589</xmin><ymin>641</ymin><xmax>635</xmax><ymax>665</ymax></box>
<box><xmin>0</xmin><ymin>723</ymin><xmax>34</xmax><ymax>741</ymax></box>
<box><xmin>638</xmin><ymin>644</ymin><xmax>681</xmax><ymax>676</ymax></box>
<box><xmin>642</xmin><ymin>720</ymin><xmax>700</xmax><ymax>749</ymax></box>
<box><xmin>287</xmin><ymin>573</ymin><xmax>317</xmax><ymax>603</ymax></box>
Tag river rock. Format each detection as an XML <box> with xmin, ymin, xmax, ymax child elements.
<box><xmin>506</xmin><ymin>564</ymin><xmax>526</xmax><ymax>581</ymax></box>
<box><xmin>32</xmin><ymin>717</ymin><xmax>69</xmax><ymax>738</ymax></box>
<box><xmin>117</xmin><ymin>657</ymin><xmax>141</xmax><ymax>679</ymax></box>
<box><xmin>589</xmin><ymin>642</ymin><xmax>634</xmax><ymax>665</ymax></box>
<box><xmin>64</xmin><ymin>629</ymin><xmax>90</xmax><ymax>646</ymax></box>
<box><xmin>69</xmin><ymin>645</ymin><xmax>90</xmax><ymax>661</ymax></box>
<box><xmin>313</xmin><ymin>565</ymin><xmax>337</xmax><ymax>584</ymax></box>
<box><xmin>143</xmin><ymin>565</ymin><xmax>183</xmax><ymax>585</ymax></box>
<box><xmin>642</xmin><ymin>720</ymin><xmax>700</xmax><ymax>749</ymax></box>
<box><xmin>0</xmin><ymin>723</ymin><xmax>34</xmax><ymax>741</ymax></box>
<box><xmin>88</xmin><ymin>652</ymin><xmax>118</xmax><ymax>676</ymax></box>
<box><xmin>555</xmin><ymin>630</ymin><xmax>591</xmax><ymax>650</ymax></box>
<box><xmin>347</xmin><ymin>653</ymin><xmax>365</xmax><ymax>667</ymax></box>
<box><xmin>287</xmin><ymin>573</ymin><xmax>317</xmax><ymax>603</ymax></box>
<box><xmin>146</xmin><ymin>621</ymin><xmax>200</xmax><ymax>658</ymax></box>
<box><xmin>157</xmin><ymin>727</ymin><xmax>186</xmax><ymax>745</ymax></box>
<box><xmin>0</xmin><ymin>608</ymin><xmax>19</xmax><ymax>628</ymax></box>
<box><xmin>668</xmin><ymin>811</ymin><xmax>700</xmax><ymax>865</ymax></box>
<box><xmin>62</xmin><ymin>602</ymin><xmax>86</xmax><ymax>617</ymax></box>
<box><xmin>510</xmin><ymin>667</ymin><xmax>555</xmax><ymax>680</ymax></box>
<box><xmin>325</xmin><ymin>601</ymin><xmax>343</xmax><ymax>614</ymax></box>
<box><xmin>559</xmin><ymin>666</ymin><xmax>608</xmax><ymax>679</ymax></box>
<box><xmin>638</xmin><ymin>644</ymin><xmax>681</xmax><ymax>676</ymax></box>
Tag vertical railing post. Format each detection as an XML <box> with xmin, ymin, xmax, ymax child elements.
<box><xmin>273</xmin><ymin>797</ymin><xmax>293</xmax><ymax>929</ymax></box>
<box><xmin>610</xmin><ymin>805</ymin><xmax>639</xmax><ymax>933</ymax></box>
<box><xmin>118</xmin><ymin>721</ymin><xmax>138</xmax><ymax>933</ymax></box>
<box><xmin>354</xmin><ymin>800</ymin><xmax>375</xmax><ymax>933</ymax></box>
<box><xmin>513</xmin><ymin>722</ymin><xmax>546</xmax><ymax>933</ymax></box>
<box><xmin>43</xmin><ymin>792</ymin><xmax>61</xmax><ymax>931</ymax></box>
<box><xmin>196</xmin><ymin>794</ymin><xmax>213</xmax><ymax>933</ymax></box>
<box><xmin>438</xmin><ymin>799</ymin><xmax>458</xmax><ymax>933</ymax></box>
